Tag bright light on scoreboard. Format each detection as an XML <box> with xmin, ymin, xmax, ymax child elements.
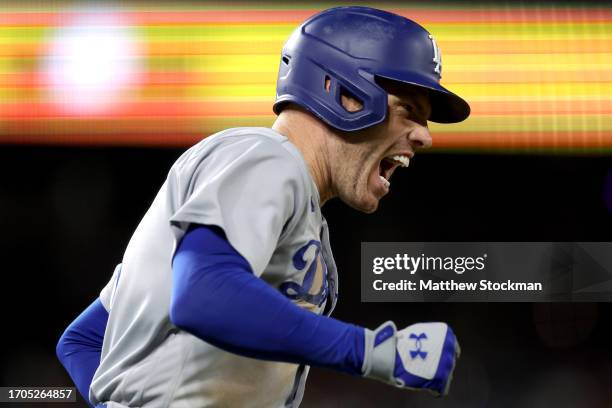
<box><xmin>42</xmin><ymin>9</ymin><xmax>142</xmax><ymax>115</ymax></box>
<box><xmin>0</xmin><ymin>2</ymin><xmax>611</xmax><ymax>152</ymax></box>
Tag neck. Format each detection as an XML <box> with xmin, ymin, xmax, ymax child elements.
<box><xmin>272</xmin><ymin>108</ymin><xmax>334</xmax><ymax>206</ymax></box>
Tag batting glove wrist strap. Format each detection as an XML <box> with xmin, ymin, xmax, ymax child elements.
<box><xmin>362</xmin><ymin>321</ymin><xmax>398</xmax><ymax>384</ymax></box>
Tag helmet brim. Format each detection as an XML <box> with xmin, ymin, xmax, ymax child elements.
<box><xmin>375</xmin><ymin>72</ymin><xmax>470</xmax><ymax>124</ymax></box>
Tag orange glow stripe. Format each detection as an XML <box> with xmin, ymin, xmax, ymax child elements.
<box><xmin>2</xmin><ymin>71</ymin><xmax>611</xmax><ymax>89</ymax></box>
<box><xmin>0</xmin><ymin>10</ymin><xmax>317</xmax><ymax>26</ymax></box>
<box><xmin>0</xmin><ymin>41</ymin><xmax>284</xmax><ymax>57</ymax></box>
<box><xmin>441</xmin><ymin>39</ymin><xmax>612</xmax><ymax>54</ymax></box>
<box><xmin>388</xmin><ymin>8</ymin><xmax>612</xmax><ymax>24</ymax></box>
<box><xmin>0</xmin><ymin>116</ymin><xmax>268</xmax><ymax>135</ymax></box>
<box><xmin>2</xmin><ymin>39</ymin><xmax>611</xmax><ymax>57</ymax></box>
<box><xmin>470</xmin><ymin>100</ymin><xmax>612</xmax><ymax>115</ymax></box>
<box><xmin>136</xmin><ymin>39</ymin><xmax>612</xmax><ymax>56</ymax></box>
<box><xmin>1</xmin><ymin>132</ymin><xmax>610</xmax><ymax>149</ymax></box>
<box><xmin>0</xmin><ymin>72</ymin><xmax>277</xmax><ymax>88</ymax></box>
<box><xmin>445</xmin><ymin>70</ymin><xmax>612</xmax><ymax>84</ymax></box>
<box><xmin>433</xmin><ymin>131</ymin><xmax>612</xmax><ymax>148</ymax></box>
<box><xmin>0</xmin><ymin>101</ymin><xmax>272</xmax><ymax>118</ymax></box>
<box><xmin>3</xmin><ymin>100</ymin><xmax>612</xmax><ymax>119</ymax></box>
<box><xmin>0</xmin><ymin>133</ymin><xmax>204</xmax><ymax>148</ymax></box>
<box><xmin>0</xmin><ymin>9</ymin><xmax>611</xmax><ymax>27</ymax></box>
<box><xmin>0</xmin><ymin>43</ymin><xmax>46</xmax><ymax>57</ymax></box>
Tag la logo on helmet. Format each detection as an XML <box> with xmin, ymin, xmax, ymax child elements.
<box><xmin>428</xmin><ymin>34</ymin><xmax>442</xmax><ymax>78</ymax></box>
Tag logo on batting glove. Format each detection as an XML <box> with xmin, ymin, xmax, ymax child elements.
<box><xmin>409</xmin><ymin>333</ymin><xmax>428</xmax><ymax>360</ymax></box>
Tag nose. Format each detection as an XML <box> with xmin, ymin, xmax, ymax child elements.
<box><xmin>408</xmin><ymin>124</ymin><xmax>432</xmax><ymax>149</ymax></box>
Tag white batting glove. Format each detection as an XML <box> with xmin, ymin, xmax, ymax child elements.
<box><xmin>362</xmin><ymin>321</ymin><xmax>460</xmax><ymax>396</ymax></box>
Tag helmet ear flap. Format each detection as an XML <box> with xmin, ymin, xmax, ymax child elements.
<box><xmin>328</xmin><ymin>69</ymin><xmax>388</xmax><ymax>127</ymax></box>
<box><xmin>274</xmin><ymin>52</ymin><xmax>388</xmax><ymax>131</ymax></box>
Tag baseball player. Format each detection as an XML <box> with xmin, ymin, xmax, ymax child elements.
<box><xmin>57</xmin><ymin>7</ymin><xmax>470</xmax><ymax>408</ymax></box>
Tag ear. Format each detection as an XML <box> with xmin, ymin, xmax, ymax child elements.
<box><xmin>325</xmin><ymin>77</ymin><xmax>364</xmax><ymax>113</ymax></box>
<box><xmin>340</xmin><ymin>90</ymin><xmax>364</xmax><ymax>113</ymax></box>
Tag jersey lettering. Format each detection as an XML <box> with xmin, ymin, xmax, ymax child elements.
<box><xmin>280</xmin><ymin>240</ymin><xmax>328</xmax><ymax>307</ymax></box>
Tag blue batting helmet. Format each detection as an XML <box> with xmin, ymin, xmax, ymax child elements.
<box><xmin>273</xmin><ymin>6</ymin><xmax>470</xmax><ymax>131</ymax></box>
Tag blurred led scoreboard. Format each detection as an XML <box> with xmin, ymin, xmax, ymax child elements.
<box><xmin>0</xmin><ymin>2</ymin><xmax>611</xmax><ymax>152</ymax></box>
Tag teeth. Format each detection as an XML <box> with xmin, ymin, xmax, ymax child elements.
<box><xmin>391</xmin><ymin>155</ymin><xmax>410</xmax><ymax>167</ymax></box>
<box><xmin>379</xmin><ymin>175</ymin><xmax>390</xmax><ymax>188</ymax></box>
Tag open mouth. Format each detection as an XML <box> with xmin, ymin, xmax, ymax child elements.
<box><xmin>378</xmin><ymin>154</ymin><xmax>410</xmax><ymax>188</ymax></box>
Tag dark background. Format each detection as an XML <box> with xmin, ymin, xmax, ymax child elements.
<box><xmin>1</xmin><ymin>145</ymin><xmax>611</xmax><ymax>407</ymax></box>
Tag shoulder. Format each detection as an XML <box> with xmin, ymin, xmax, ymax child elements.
<box><xmin>170</xmin><ymin>128</ymin><xmax>312</xmax><ymax>202</ymax></box>
<box><xmin>175</xmin><ymin>127</ymin><xmax>301</xmax><ymax>173</ymax></box>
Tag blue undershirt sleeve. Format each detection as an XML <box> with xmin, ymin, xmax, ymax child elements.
<box><xmin>56</xmin><ymin>298</ymin><xmax>108</xmax><ymax>407</ymax></box>
<box><xmin>170</xmin><ymin>225</ymin><xmax>365</xmax><ymax>375</ymax></box>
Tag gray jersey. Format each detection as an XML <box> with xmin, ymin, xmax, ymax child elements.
<box><xmin>91</xmin><ymin>127</ymin><xmax>339</xmax><ymax>408</ymax></box>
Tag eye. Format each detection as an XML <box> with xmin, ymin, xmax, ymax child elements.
<box><xmin>401</xmin><ymin>104</ymin><xmax>428</xmax><ymax>127</ymax></box>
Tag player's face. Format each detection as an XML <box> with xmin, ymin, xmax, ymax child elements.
<box><xmin>331</xmin><ymin>82</ymin><xmax>432</xmax><ymax>213</ymax></box>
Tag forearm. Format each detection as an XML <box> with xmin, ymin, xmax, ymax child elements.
<box><xmin>56</xmin><ymin>298</ymin><xmax>108</xmax><ymax>406</ymax></box>
<box><xmin>170</xmin><ymin>225</ymin><xmax>365</xmax><ymax>375</ymax></box>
